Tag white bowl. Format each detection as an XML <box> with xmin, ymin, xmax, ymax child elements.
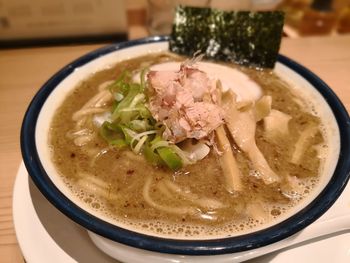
<box><xmin>21</xmin><ymin>36</ymin><xmax>350</xmax><ymax>262</ymax></box>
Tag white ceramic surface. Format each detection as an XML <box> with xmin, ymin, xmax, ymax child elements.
<box><xmin>20</xmin><ymin>40</ymin><xmax>349</xmax><ymax>261</ymax></box>
<box><xmin>13</xmin><ymin>162</ymin><xmax>350</xmax><ymax>263</ymax></box>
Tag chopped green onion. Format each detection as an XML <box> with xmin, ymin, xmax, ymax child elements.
<box><xmin>111</xmin><ymin>101</ymin><xmax>119</xmax><ymax>112</ymax></box>
<box><xmin>150</xmin><ymin>135</ymin><xmax>163</xmax><ymax>145</ymax></box>
<box><xmin>112</xmin><ymin>84</ymin><xmax>141</xmax><ymax>121</ymax></box>
<box><xmin>144</xmin><ymin>144</ymin><xmax>162</xmax><ymax>165</ymax></box>
<box><xmin>121</xmin><ymin>127</ymin><xmax>137</xmax><ymax>145</ymax></box>
<box><xmin>138</xmin><ymin>105</ymin><xmax>152</xmax><ymax>119</ymax></box>
<box><xmin>129</xmin><ymin>93</ymin><xmax>145</xmax><ymax>108</ymax></box>
<box><xmin>114</xmin><ymin>92</ymin><xmax>124</xmax><ymax>102</ymax></box>
<box><xmin>108</xmin><ymin>71</ymin><xmax>131</xmax><ymax>94</ymax></box>
<box><xmin>118</xmin><ymin>108</ymin><xmax>142</xmax><ymax>113</ymax></box>
<box><xmin>157</xmin><ymin>147</ymin><xmax>183</xmax><ymax>171</ymax></box>
<box><xmin>140</xmin><ymin>68</ymin><xmax>149</xmax><ymax>92</ymax></box>
<box><xmin>133</xmin><ymin>135</ymin><xmax>148</xmax><ymax>154</ymax></box>
<box><xmin>130</xmin><ymin>130</ymin><xmax>157</xmax><ymax>149</ymax></box>
<box><xmin>170</xmin><ymin>144</ymin><xmax>194</xmax><ymax>165</ymax></box>
<box><xmin>99</xmin><ymin>70</ymin><xmax>188</xmax><ymax>171</ymax></box>
<box><xmin>110</xmin><ymin>139</ymin><xmax>128</xmax><ymax>148</ymax></box>
<box><xmin>100</xmin><ymin>122</ymin><xmax>129</xmax><ymax>149</ymax></box>
<box><xmin>129</xmin><ymin>119</ymin><xmax>151</xmax><ymax>132</ymax></box>
<box><xmin>151</xmin><ymin>141</ymin><xmax>170</xmax><ymax>152</ymax></box>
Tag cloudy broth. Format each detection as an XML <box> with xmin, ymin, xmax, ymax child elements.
<box><xmin>50</xmin><ymin>53</ymin><xmax>325</xmax><ymax>239</ymax></box>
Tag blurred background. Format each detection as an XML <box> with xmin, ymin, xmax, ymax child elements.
<box><xmin>0</xmin><ymin>0</ymin><xmax>349</xmax><ymax>48</ymax></box>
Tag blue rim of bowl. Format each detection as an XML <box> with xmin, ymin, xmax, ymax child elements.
<box><xmin>21</xmin><ymin>36</ymin><xmax>350</xmax><ymax>255</ymax></box>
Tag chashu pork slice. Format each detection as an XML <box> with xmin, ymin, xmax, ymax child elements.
<box><xmin>147</xmin><ymin>64</ymin><xmax>224</xmax><ymax>143</ymax></box>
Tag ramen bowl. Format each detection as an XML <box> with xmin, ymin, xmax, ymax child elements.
<box><xmin>21</xmin><ymin>36</ymin><xmax>350</xmax><ymax>262</ymax></box>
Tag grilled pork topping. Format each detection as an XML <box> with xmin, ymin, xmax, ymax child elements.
<box><xmin>147</xmin><ymin>63</ymin><xmax>224</xmax><ymax>143</ymax></box>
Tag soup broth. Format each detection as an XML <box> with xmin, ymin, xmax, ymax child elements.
<box><xmin>50</xmin><ymin>53</ymin><xmax>326</xmax><ymax>238</ymax></box>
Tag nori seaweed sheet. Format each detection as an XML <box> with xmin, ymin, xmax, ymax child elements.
<box><xmin>169</xmin><ymin>6</ymin><xmax>284</xmax><ymax>68</ymax></box>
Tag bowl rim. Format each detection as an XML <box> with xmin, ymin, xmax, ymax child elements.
<box><xmin>21</xmin><ymin>36</ymin><xmax>350</xmax><ymax>255</ymax></box>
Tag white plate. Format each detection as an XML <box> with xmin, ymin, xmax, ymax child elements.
<box><xmin>13</xmin><ymin>162</ymin><xmax>350</xmax><ymax>263</ymax></box>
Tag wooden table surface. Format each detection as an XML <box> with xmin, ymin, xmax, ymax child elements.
<box><xmin>1</xmin><ymin>35</ymin><xmax>350</xmax><ymax>262</ymax></box>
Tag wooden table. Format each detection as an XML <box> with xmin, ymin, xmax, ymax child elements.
<box><xmin>1</xmin><ymin>35</ymin><xmax>350</xmax><ymax>262</ymax></box>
